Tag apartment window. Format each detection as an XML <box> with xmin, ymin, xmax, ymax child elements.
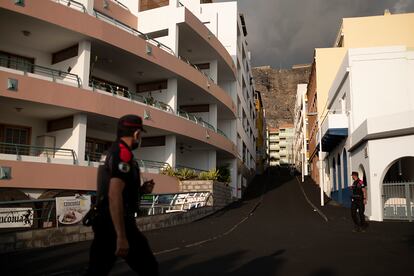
<box><xmin>85</xmin><ymin>138</ymin><xmax>111</xmax><ymax>162</ymax></box>
<box><xmin>0</xmin><ymin>51</ymin><xmax>34</xmax><ymax>73</ymax></box>
<box><xmin>0</xmin><ymin>124</ymin><xmax>31</xmax><ymax>154</ymax></box>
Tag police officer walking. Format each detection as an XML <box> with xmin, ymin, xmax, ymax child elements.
<box><xmin>350</xmin><ymin>171</ymin><xmax>368</xmax><ymax>232</ymax></box>
<box><xmin>86</xmin><ymin>115</ymin><xmax>159</xmax><ymax>275</ymax></box>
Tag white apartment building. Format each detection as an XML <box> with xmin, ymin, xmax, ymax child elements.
<box><xmin>0</xmin><ymin>0</ymin><xmax>257</xmax><ymax>201</ymax></box>
<box><xmin>293</xmin><ymin>84</ymin><xmax>308</xmax><ymax>176</ymax></box>
<box><xmin>268</xmin><ymin>128</ymin><xmax>279</xmax><ymax>167</ymax></box>
<box><xmin>321</xmin><ymin>45</ymin><xmax>414</xmax><ymax>221</ymax></box>
<box><xmin>136</xmin><ymin>0</ymin><xmax>258</xmax><ymax>195</ymax></box>
<box><xmin>268</xmin><ymin>125</ymin><xmax>294</xmax><ymax>167</ymax></box>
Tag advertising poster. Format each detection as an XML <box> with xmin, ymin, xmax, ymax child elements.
<box><xmin>55</xmin><ymin>195</ymin><xmax>91</xmax><ymax>226</ymax></box>
<box><xmin>0</xmin><ymin>208</ymin><xmax>34</xmax><ymax>228</ymax></box>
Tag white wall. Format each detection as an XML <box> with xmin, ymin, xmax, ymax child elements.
<box><xmin>138</xmin><ymin>146</ymin><xmax>166</xmax><ymax>162</ymax></box>
<box><xmin>349</xmin><ymin>46</ymin><xmax>414</xmax><ymax>131</ymax></box>
<box><xmin>176</xmin><ymin>150</ymin><xmax>210</xmax><ymax>171</ymax></box>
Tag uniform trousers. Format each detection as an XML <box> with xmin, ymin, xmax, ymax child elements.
<box><xmin>351</xmin><ymin>198</ymin><xmax>366</xmax><ymax>229</ymax></box>
<box><xmin>85</xmin><ymin>215</ymin><xmax>159</xmax><ymax>276</ymax></box>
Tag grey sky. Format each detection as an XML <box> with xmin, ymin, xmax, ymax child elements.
<box><xmin>217</xmin><ymin>0</ymin><xmax>414</xmax><ymax>68</ymax></box>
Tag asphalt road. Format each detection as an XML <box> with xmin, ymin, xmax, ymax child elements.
<box><xmin>1</xmin><ymin>168</ymin><xmax>414</xmax><ymax>276</ymax></box>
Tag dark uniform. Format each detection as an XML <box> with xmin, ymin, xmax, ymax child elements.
<box><xmin>86</xmin><ymin>139</ymin><xmax>159</xmax><ymax>275</ymax></box>
<box><xmin>351</xmin><ymin>178</ymin><xmax>366</xmax><ymax>230</ymax></box>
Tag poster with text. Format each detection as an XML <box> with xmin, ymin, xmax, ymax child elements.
<box><xmin>0</xmin><ymin>208</ymin><xmax>34</xmax><ymax>228</ymax></box>
<box><xmin>56</xmin><ymin>195</ymin><xmax>91</xmax><ymax>226</ymax></box>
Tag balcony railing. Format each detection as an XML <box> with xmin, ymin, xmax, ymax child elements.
<box><xmin>111</xmin><ymin>0</ymin><xmax>130</xmax><ymax>11</ymax></box>
<box><xmin>0</xmin><ymin>142</ymin><xmax>77</xmax><ymax>164</ymax></box>
<box><xmin>52</xmin><ymin>0</ymin><xmax>87</xmax><ymax>13</ymax></box>
<box><xmin>89</xmin><ymin>80</ymin><xmax>231</xmax><ymax>139</ymax></box>
<box><xmin>177</xmin><ymin>110</ymin><xmax>215</xmax><ymax>131</ymax></box>
<box><xmin>0</xmin><ymin>57</ymin><xmax>81</xmax><ymax>87</ymax></box>
<box><xmin>89</xmin><ymin>79</ymin><xmax>174</xmax><ymax>113</ymax></box>
<box><xmin>178</xmin><ymin>55</ymin><xmax>215</xmax><ymax>83</ymax></box>
<box><xmin>176</xmin><ymin>165</ymin><xmax>208</xmax><ymax>174</ymax></box>
<box><xmin>93</xmin><ymin>10</ymin><xmax>175</xmax><ymax>55</ymax></box>
<box><xmin>217</xmin><ymin>128</ymin><xmax>228</xmax><ymax>138</ymax></box>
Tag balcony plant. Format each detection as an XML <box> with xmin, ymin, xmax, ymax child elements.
<box><xmin>198</xmin><ymin>169</ymin><xmax>219</xmax><ymax>181</ymax></box>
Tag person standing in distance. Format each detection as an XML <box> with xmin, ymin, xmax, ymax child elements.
<box><xmin>350</xmin><ymin>171</ymin><xmax>368</xmax><ymax>232</ymax></box>
<box><xmin>86</xmin><ymin>114</ymin><xmax>159</xmax><ymax>275</ymax></box>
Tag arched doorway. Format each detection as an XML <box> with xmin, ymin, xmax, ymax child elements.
<box><xmin>382</xmin><ymin>157</ymin><xmax>414</xmax><ymax>221</ymax></box>
<box><xmin>337</xmin><ymin>154</ymin><xmax>342</xmax><ymax>204</ymax></box>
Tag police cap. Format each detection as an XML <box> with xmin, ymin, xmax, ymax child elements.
<box><xmin>117</xmin><ymin>114</ymin><xmax>146</xmax><ymax>138</ymax></box>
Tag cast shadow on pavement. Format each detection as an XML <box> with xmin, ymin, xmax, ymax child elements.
<box><xmin>198</xmin><ymin>168</ymin><xmax>293</xmax><ymax>220</ymax></box>
<box><xmin>160</xmin><ymin>249</ymin><xmax>287</xmax><ymax>276</ymax></box>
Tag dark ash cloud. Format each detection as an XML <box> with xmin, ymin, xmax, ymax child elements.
<box><xmin>217</xmin><ymin>0</ymin><xmax>414</xmax><ymax>68</ymax></box>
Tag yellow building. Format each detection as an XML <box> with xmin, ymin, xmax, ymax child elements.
<box><xmin>308</xmin><ymin>11</ymin><xmax>414</xmax><ymax>186</ymax></box>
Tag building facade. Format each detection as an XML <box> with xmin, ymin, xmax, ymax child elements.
<box><xmin>255</xmin><ymin>90</ymin><xmax>267</xmax><ymax>174</ymax></box>
<box><xmin>0</xmin><ymin>0</ymin><xmax>258</xmax><ymax>202</ymax></box>
<box><xmin>293</xmin><ymin>84</ymin><xmax>308</xmax><ymax>176</ymax></box>
<box><xmin>322</xmin><ymin>46</ymin><xmax>414</xmax><ymax>221</ymax></box>
<box><xmin>307</xmin><ymin>11</ymin><xmax>414</xmax><ymax>189</ymax></box>
<box><xmin>267</xmin><ymin>128</ymin><xmax>279</xmax><ymax>167</ymax></box>
<box><xmin>267</xmin><ymin>124</ymin><xmax>294</xmax><ymax>167</ymax></box>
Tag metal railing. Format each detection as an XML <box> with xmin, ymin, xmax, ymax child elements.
<box><xmin>217</xmin><ymin>129</ymin><xmax>228</xmax><ymax>138</ymax></box>
<box><xmin>93</xmin><ymin>78</ymin><xmax>230</xmax><ymax>138</ymax></box>
<box><xmin>383</xmin><ymin>181</ymin><xmax>414</xmax><ymax>221</ymax></box>
<box><xmin>177</xmin><ymin>109</ymin><xmax>217</xmax><ymax>132</ymax></box>
<box><xmin>111</xmin><ymin>0</ymin><xmax>129</xmax><ymax>11</ymax></box>
<box><xmin>0</xmin><ymin>57</ymin><xmax>81</xmax><ymax>87</ymax></box>
<box><xmin>52</xmin><ymin>0</ymin><xmax>87</xmax><ymax>13</ymax></box>
<box><xmin>93</xmin><ymin>10</ymin><xmax>175</xmax><ymax>55</ymax></box>
<box><xmin>0</xmin><ymin>142</ymin><xmax>77</xmax><ymax>164</ymax></box>
<box><xmin>178</xmin><ymin>55</ymin><xmax>215</xmax><ymax>83</ymax></box>
<box><xmin>85</xmin><ymin>152</ymin><xmax>169</xmax><ymax>173</ymax></box>
<box><xmin>140</xmin><ymin>191</ymin><xmax>211</xmax><ymax>216</ymax></box>
<box><xmin>0</xmin><ymin>198</ymin><xmax>57</xmax><ymax>232</ymax></box>
<box><xmin>137</xmin><ymin>159</ymin><xmax>169</xmax><ymax>173</ymax></box>
<box><xmin>0</xmin><ymin>191</ymin><xmax>211</xmax><ymax>232</ymax></box>
<box><xmin>89</xmin><ymin>79</ymin><xmax>174</xmax><ymax>113</ymax></box>
<box><xmin>176</xmin><ymin>165</ymin><xmax>208</xmax><ymax>174</ymax></box>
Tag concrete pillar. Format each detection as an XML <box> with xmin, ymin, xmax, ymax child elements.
<box><xmin>169</xmin><ymin>24</ymin><xmax>180</xmax><ymax>56</ymax></box>
<box><xmin>72</xmin><ymin>114</ymin><xmax>87</xmax><ymax>163</ymax></box>
<box><xmin>166</xmin><ymin>78</ymin><xmax>178</xmax><ymax>112</ymax></box>
<box><xmin>209</xmin><ymin>104</ymin><xmax>217</xmax><ymax>129</ymax></box>
<box><xmin>165</xmin><ymin>135</ymin><xmax>176</xmax><ymax>168</ymax></box>
<box><xmin>78</xmin><ymin>0</ymin><xmax>94</xmax><ymax>15</ymax></box>
<box><xmin>228</xmin><ymin>159</ymin><xmax>238</xmax><ymax>198</ymax></box>
<box><xmin>209</xmin><ymin>60</ymin><xmax>218</xmax><ymax>84</ymax></box>
<box><xmin>72</xmin><ymin>40</ymin><xmax>91</xmax><ymax>89</ymax></box>
<box><xmin>208</xmin><ymin>150</ymin><xmax>216</xmax><ymax>171</ymax></box>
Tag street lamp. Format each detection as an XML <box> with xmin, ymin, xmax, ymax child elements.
<box><xmin>307</xmin><ymin>112</ymin><xmax>324</xmax><ymax>206</ymax></box>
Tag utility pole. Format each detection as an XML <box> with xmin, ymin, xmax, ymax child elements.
<box><xmin>307</xmin><ymin>112</ymin><xmax>324</xmax><ymax>206</ymax></box>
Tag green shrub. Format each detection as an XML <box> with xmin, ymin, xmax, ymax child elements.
<box><xmin>176</xmin><ymin>168</ymin><xmax>198</xmax><ymax>180</ymax></box>
<box><xmin>217</xmin><ymin>165</ymin><xmax>231</xmax><ymax>183</ymax></box>
<box><xmin>198</xmin><ymin>169</ymin><xmax>219</xmax><ymax>181</ymax></box>
<box><xmin>160</xmin><ymin>166</ymin><xmax>176</xmax><ymax>177</ymax></box>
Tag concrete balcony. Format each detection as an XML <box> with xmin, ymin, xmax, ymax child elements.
<box><xmin>320</xmin><ymin>113</ymin><xmax>348</xmax><ymax>152</ymax></box>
